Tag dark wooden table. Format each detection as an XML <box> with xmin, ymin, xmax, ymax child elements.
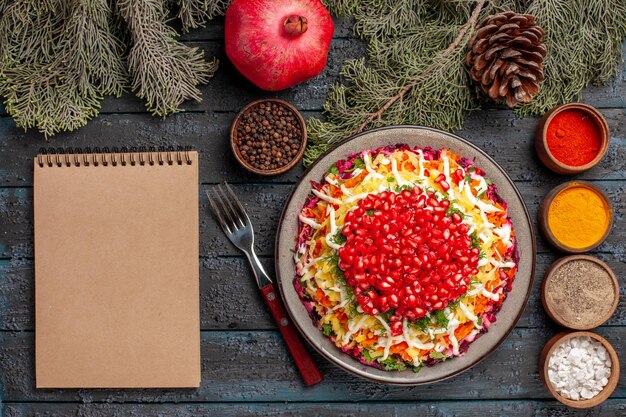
<box><xmin>0</xmin><ymin>18</ymin><xmax>624</xmax><ymax>417</ymax></box>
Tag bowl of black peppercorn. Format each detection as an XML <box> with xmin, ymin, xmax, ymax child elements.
<box><xmin>231</xmin><ymin>99</ymin><xmax>307</xmax><ymax>175</ymax></box>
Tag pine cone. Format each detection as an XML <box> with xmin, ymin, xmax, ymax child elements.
<box><xmin>466</xmin><ymin>12</ymin><xmax>547</xmax><ymax>108</ymax></box>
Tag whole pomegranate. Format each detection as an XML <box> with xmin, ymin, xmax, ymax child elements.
<box><xmin>225</xmin><ymin>0</ymin><xmax>334</xmax><ymax>91</ymax></box>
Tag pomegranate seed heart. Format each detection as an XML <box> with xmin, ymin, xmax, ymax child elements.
<box><xmin>338</xmin><ymin>189</ymin><xmax>478</xmax><ymax>325</ymax></box>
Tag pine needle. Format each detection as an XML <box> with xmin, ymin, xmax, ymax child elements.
<box><xmin>117</xmin><ymin>0</ymin><xmax>218</xmax><ymax>116</ymax></box>
<box><xmin>0</xmin><ymin>0</ymin><xmax>224</xmax><ymax>136</ymax></box>
<box><xmin>516</xmin><ymin>0</ymin><xmax>626</xmax><ymax>115</ymax></box>
<box><xmin>307</xmin><ymin>0</ymin><xmax>626</xmax><ymax>165</ymax></box>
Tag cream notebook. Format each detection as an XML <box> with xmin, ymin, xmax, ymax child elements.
<box><xmin>34</xmin><ymin>147</ymin><xmax>200</xmax><ymax>388</ymax></box>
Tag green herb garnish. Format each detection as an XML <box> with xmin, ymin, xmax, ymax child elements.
<box><xmin>328</xmin><ymin>164</ymin><xmax>339</xmax><ymax>176</ymax></box>
<box><xmin>330</xmin><ymin>229</ymin><xmax>347</xmax><ymax>245</ymax></box>
<box><xmin>412</xmin><ymin>316</ymin><xmax>430</xmax><ymax>333</ymax></box>
<box><xmin>445</xmin><ymin>202</ymin><xmax>466</xmax><ymax>218</ymax></box>
<box><xmin>321</xmin><ymin>323</ymin><xmax>334</xmax><ymax>336</ymax></box>
<box><xmin>387</xmin><ymin>176</ymin><xmax>395</xmax><ymax>182</ymax></box>
<box><xmin>362</xmin><ymin>349</ymin><xmax>374</xmax><ymax>363</ymax></box>
<box><xmin>346</xmin><ymin>157</ymin><xmax>365</xmax><ymax>172</ymax></box>
<box><xmin>366</xmin><ymin>209</ymin><xmax>375</xmax><ymax>216</ymax></box>
<box><xmin>379</xmin><ymin>357</ymin><xmax>407</xmax><ymax>371</ymax></box>
<box><xmin>433</xmin><ymin>309</ymin><xmax>449</xmax><ymax>328</ymax></box>
<box><xmin>429</xmin><ymin>351</ymin><xmax>448</xmax><ymax>361</ymax></box>
<box><xmin>395</xmin><ymin>184</ymin><xmax>413</xmax><ymax>192</ymax></box>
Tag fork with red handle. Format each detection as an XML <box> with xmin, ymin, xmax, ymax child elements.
<box><xmin>206</xmin><ymin>182</ymin><xmax>323</xmax><ymax>386</ymax></box>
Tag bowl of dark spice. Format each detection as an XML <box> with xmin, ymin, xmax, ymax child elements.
<box><xmin>231</xmin><ymin>99</ymin><xmax>306</xmax><ymax>175</ymax></box>
<box><xmin>535</xmin><ymin>103</ymin><xmax>610</xmax><ymax>174</ymax></box>
<box><xmin>542</xmin><ymin>255</ymin><xmax>619</xmax><ymax>330</ymax></box>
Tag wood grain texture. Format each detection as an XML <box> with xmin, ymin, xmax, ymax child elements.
<box><xmin>0</xmin><ymin>19</ymin><xmax>623</xmax><ymax>413</ymax></box>
<box><xmin>0</xmin><ymin>180</ymin><xmax>623</xmax><ymax>259</ymax></box>
<box><xmin>1</xmin><ymin>253</ymin><xmax>624</xmax><ymax>332</ymax></box>
<box><xmin>0</xmin><ymin>328</ymin><xmax>624</xmax><ymax>402</ymax></box>
<box><xmin>0</xmin><ymin>109</ymin><xmax>624</xmax><ymax>186</ymax></box>
<box><xmin>3</xmin><ymin>400</ymin><xmax>626</xmax><ymax>417</ymax></box>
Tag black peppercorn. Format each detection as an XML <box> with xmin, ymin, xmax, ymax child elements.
<box><xmin>235</xmin><ymin>101</ymin><xmax>303</xmax><ymax>171</ymax></box>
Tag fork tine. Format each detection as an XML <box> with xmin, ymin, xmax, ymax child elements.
<box><xmin>217</xmin><ymin>184</ymin><xmax>246</xmax><ymax>229</ymax></box>
<box><xmin>224</xmin><ymin>182</ymin><xmax>251</xmax><ymax>226</ymax></box>
<box><xmin>206</xmin><ymin>190</ymin><xmax>232</xmax><ymax>234</ymax></box>
<box><xmin>213</xmin><ymin>186</ymin><xmax>239</xmax><ymax>231</ymax></box>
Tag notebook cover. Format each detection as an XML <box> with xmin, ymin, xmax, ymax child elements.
<box><xmin>34</xmin><ymin>151</ymin><xmax>200</xmax><ymax>388</ymax></box>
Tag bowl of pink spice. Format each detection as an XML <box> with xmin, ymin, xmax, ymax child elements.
<box><xmin>535</xmin><ymin>103</ymin><xmax>610</xmax><ymax>174</ymax></box>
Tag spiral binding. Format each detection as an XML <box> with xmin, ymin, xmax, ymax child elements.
<box><xmin>37</xmin><ymin>146</ymin><xmax>193</xmax><ymax>168</ymax></box>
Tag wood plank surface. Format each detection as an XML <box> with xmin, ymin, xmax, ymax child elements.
<box><xmin>0</xmin><ymin>109</ymin><xmax>624</xmax><ymax>186</ymax></box>
<box><xmin>1</xmin><ymin>252</ymin><xmax>624</xmax><ymax>332</ymax></box>
<box><xmin>3</xmin><ymin>400</ymin><xmax>626</xmax><ymax>417</ymax></box>
<box><xmin>0</xmin><ymin>180</ymin><xmax>623</xmax><ymax>259</ymax></box>
<box><xmin>0</xmin><ymin>327</ymin><xmax>624</xmax><ymax>402</ymax></box>
<box><xmin>0</xmin><ymin>15</ymin><xmax>623</xmax><ymax>415</ymax></box>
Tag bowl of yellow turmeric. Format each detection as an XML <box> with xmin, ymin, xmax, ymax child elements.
<box><xmin>539</xmin><ymin>181</ymin><xmax>613</xmax><ymax>253</ymax></box>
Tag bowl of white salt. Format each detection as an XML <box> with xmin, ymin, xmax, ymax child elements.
<box><xmin>540</xmin><ymin>331</ymin><xmax>620</xmax><ymax>408</ymax></box>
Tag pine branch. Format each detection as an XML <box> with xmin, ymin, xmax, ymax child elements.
<box><xmin>306</xmin><ymin>0</ymin><xmax>625</xmax><ymax>166</ymax></box>
<box><xmin>0</xmin><ymin>0</ymin><xmax>127</xmax><ymax>137</ymax></box>
<box><xmin>354</xmin><ymin>0</ymin><xmax>486</xmax><ymax>134</ymax></box>
<box><xmin>176</xmin><ymin>0</ymin><xmax>229</xmax><ymax>32</ymax></box>
<box><xmin>117</xmin><ymin>0</ymin><xmax>218</xmax><ymax>116</ymax></box>
<box><xmin>304</xmin><ymin>0</ymin><xmax>498</xmax><ymax>165</ymax></box>
<box><xmin>516</xmin><ymin>0</ymin><xmax>626</xmax><ymax>115</ymax></box>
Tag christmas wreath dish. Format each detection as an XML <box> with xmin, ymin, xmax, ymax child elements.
<box><xmin>294</xmin><ymin>145</ymin><xmax>519</xmax><ymax>372</ymax></box>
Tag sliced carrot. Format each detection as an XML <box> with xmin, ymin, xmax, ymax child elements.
<box><xmin>485</xmin><ymin>278</ymin><xmax>501</xmax><ymax>292</ymax></box>
<box><xmin>315</xmin><ymin>288</ymin><xmax>333</xmax><ymax>308</ymax></box>
<box><xmin>399</xmin><ymin>351</ymin><xmax>413</xmax><ymax>362</ymax></box>
<box><xmin>390</xmin><ymin>341</ymin><xmax>409</xmax><ymax>354</ymax></box>
<box><xmin>473</xmin><ymin>295</ymin><xmax>489</xmax><ymax>314</ymax></box>
<box><xmin>328</xmin><ymin>184</ymin><xmax>342</xmax><ymax>198</ymax></box>
<box><xmin>454</xmin><ymin>322</ymin><xmax>474</xmax><ymax>341</ymax></box>
<box><xmin>343</xmin><ymin>171</ymin><xmax>367</xmax><ymax>188</ymax></box>
<box><xmin>487</xmin><ymin>213</ymin><xmax>506</xmax><ymax>227</ymax></box>
<box><xmin>494</xmin><ymin>240</ymin><xmax>508</xmax><ymax>257</ymax></box>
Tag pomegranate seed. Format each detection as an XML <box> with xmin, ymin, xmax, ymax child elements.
<box><xmin>337</xmin><ymin>187</ymin><xmax>478</xmax><ymax>321</ymax></box>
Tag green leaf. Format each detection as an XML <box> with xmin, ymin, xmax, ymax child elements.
<box><xmin>378</xmin><ymin>309</ymin><xmax>395</xmax><ymax>322</ymax></box>
<box><xmin>346</xmin><ymin>157</ymin><xmax>365</xmax><ymax>172</ymax></box>
<box><xmin>412</xmin><ymin>365</ymin><xmax>422</xmax><ymax>373</ymax></box>
<box><xmin>330</xmin><ymin>229</ymin><xmax>347</xmax><ymax>245</ymax></box>
<box><xmin>379</xmin><ymin>357</ymin><xmax>407</xmax><ymax>371</ymax></box>
<box><xmin>362</xmin><ymin>349</ymin><xmax>374</xmax><ymax>362</ymax></box>
<box><xmin>412</xmin><ymin>316</ymin><xmax>430</xmax><ymax>333</ymax></box>
<box><xmin>387</xmin><ymin>176</ymin><xmax>395</xmax><ymax>182</ymax></box>
<box><xmin>429</xmin><ymin>351</ymin><xmax>448</xmax><ymax>361</ymax></box>
<box><xmin>477</xmin><ymin>316</ymin><xmax>483</xmax><ymax>327</ymax></box>
<box><xmin>328</xmin><ymin>164</ymin><xmax>339</xmax><ymax>176</ymax></box>
<box><xmin>433</xmin><ymin>310</ymin><xmax>449</xmax><ymax>328</ymax></box>
<box><xmin>470</xmin><ymin>231</ymin><xmax>481</xmax><ymax>248</ymax></box>
<box><xmin>445</xmin><ymin>202</ymin><xmax>466</xmax><ymax>218</ymax></box>
<box><xmin>322</xmin><ymin>323</ymin><xmax>334</xmax><ymax>337</ymax></box>
<box><xmin>394</xmin><ymin>184</ymin><xmax>413</xmax><ymax>192</ymax></box>
<box><xmin>477</xmin><ymin>190</ymin><xmax>487</xmax><ymax>199</ymax></box>
<box><xmin>366</xmin><ymin>209</ymin><xmax>375</xmax><ymax>217</ymax></box>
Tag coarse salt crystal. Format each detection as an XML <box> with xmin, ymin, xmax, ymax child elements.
<box><xmin>547</xmin><ymin>336</ymin><xmax>611</xmax><ymax>401</ymax></box>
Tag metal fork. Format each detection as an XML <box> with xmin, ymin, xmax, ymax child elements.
<box><xmin>206</xmin><ymin>183</ymin><xmax>323</xmax><ymax>386</ymax></box>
